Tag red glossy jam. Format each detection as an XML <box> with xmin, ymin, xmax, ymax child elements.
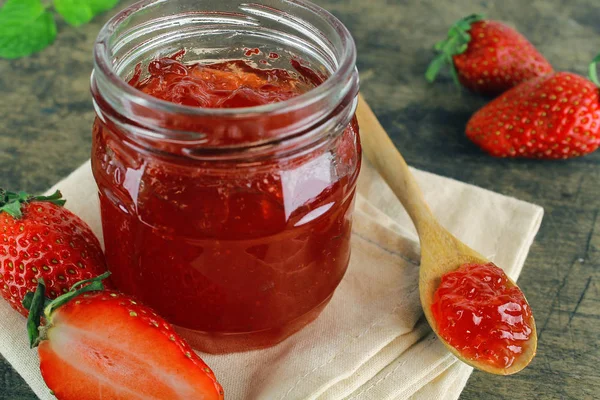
<box><xmin>92</xmin><ymin>52</ymin><xmax>360</xmax><ymax>352</ymax></box>
<box><xmin>129</xmin><ymin>50</ymin><xmax>317</xmax><ymax>108</ymax></box>
<box><xmin>431</xmin><ymin>263</ymin><xmax>533</xmax><ymax>369</ymax></box>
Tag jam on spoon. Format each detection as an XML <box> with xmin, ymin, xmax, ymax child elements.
<box><xmin>431</xmin><ymin>263</ymin><xmax>534</xmax><ymax>369</ymax></box>
<box><xmin>356</xmin><ymin>94</ymin><xmax>536</xmax><ymax>374</ymax></box>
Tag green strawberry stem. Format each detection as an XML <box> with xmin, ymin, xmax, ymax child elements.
<box><xmin>588</xmin><ymin>53</ymin><xmax>600</xmax><ymax>87</ymax></box>
<box><xmin>24</xmin><ymin>272</ymin><xmax>111</xmax><ymax>348</ymax></box>
<box><xmin>0</xmin><ymin>189</ymin><xmax>66</xmax><ymax>219</ymax></box>
<box><xmin>425</xmin><ymin>14</ymin><xmax>485</xmax><ymax>85</ymax></box>
<box><xmin>45</xmin><ymin>272</ymin><xmax>111</xmax><ymax>316</ymax></box>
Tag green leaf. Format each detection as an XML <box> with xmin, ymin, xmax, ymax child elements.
<box><xmin>0</xmin><ymin>0</ymin><xmax>57</xmax><ymax>59</ymax></box>
<box><xmin>425</xmin><ymin>14</ymin><xmax>485</xmax><ymax>86</ymax></box>
<box><xmin>425</xmin><ymin>54</ymin><xmax>448</xmax><ymax>83</ymax></box>
<box><xmin>32</xmin><ymin>190</ymin><xmax>67</xmax><ymax>207</ymax></box>
<box><xmin>0</xmin><ymin>188</ymin><xmax>66</xmax><ymax>219</ymax></box>
<box><xmin>589</xmin><ymin>53</ymin><xmax>600</xmax><ymax>87</ymax></box>
<box><xmin>25</xmin><ymin>279</ymin><xmax>47</xmax><ymax>348</ymax></box>
<box><xmin>22</xmin><ymin>292</ymin><xmax>35</xmax><ymax>311</ymax></box>
<box><xmin>0</xmin><ymin>202</ymin><xmax>23</xmax><ymax>218</ymax></box>
<box><xmin>22</xmin><ymin>292</ymin><xmax>52</xmax><ymax>311</ymax></box>
<box><xmin>54</xmin><ymin>0</ymin><xmax>119</xmax><ymax>27</ymax></box>
<box><xmin>0</xmin><ymin>0</ymin><xmax>44</xmax><ymax>21</ymax></box>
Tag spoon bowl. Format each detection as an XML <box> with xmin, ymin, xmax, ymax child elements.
<box><xmin>356</xmin><ymin>94</ymin><xmax>537</xmax><ymax>375</ymax></box>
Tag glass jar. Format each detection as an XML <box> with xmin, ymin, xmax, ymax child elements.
<box><xmin>91</xmin><ymin>0</ymin><xmax>360</xmax><ymax>353</ymax></box>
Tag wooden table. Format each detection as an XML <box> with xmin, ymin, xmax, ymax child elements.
<box><xmin>1</xmin><ymin>0</ymin><xmax>598</xmax><ymax>398</ymax></box>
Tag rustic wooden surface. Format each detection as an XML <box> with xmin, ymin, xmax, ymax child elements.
<box><xmin>1</xmin><ymin>0</ymin><xmax>599</xmax><ymax>399</ymax></box>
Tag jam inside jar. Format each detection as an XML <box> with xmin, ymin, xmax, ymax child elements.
<box><xmin>91</xmin><ymin>0</ymin><xmax>360</xmax><ymax>353</ymax></box>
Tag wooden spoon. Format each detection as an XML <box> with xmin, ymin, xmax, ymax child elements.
<box><xmin>355</xmin><ymin>94</ymin><xmax>537</xmax><ymax>375</ymax></box>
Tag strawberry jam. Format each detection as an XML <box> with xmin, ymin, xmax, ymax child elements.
<box><xmin>431</xmin><ymin>263</ymin><xmax>533</xmax><ymax>369</ymax></box>
<box><xmin>91</xmin><ymin>52</ymin><xmax>360</xmax><ymax>352</ymax></box>
<box><xmin>129</xmin><ymin>51</ymin><xmax>317</xmax><ymax>108</ymax></box>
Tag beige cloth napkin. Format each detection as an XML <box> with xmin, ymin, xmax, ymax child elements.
<box><xmin>0</xmin><ymin>159</ymin><xmax>543</xmax><ymax>400</ymax></box>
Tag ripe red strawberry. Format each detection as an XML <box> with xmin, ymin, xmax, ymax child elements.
<box><xmin>466</xmin><ymin>60</ymin><xmax>600</xmax><ymax>159</ymax></box>
<box><xmin>0</xmin><ymin>189</ymin><xmax>109</xmax><ymax>316</ymax></box>
<box><xmin>426</xmin><ymin>14</ymin><xmax>553</xmax><ymax>95</ymax></box>
<box><xmin>25</xmin><ymin>274</ymin><xmax>224</xmax><ymax>400</ymax></box>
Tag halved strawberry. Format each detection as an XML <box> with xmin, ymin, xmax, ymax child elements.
<box><xmin>25</xmin><ymin>274</ymin><xmax>224</xmax><ymax>400</ymax></box>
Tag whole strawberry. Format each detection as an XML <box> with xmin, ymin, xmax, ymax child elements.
<box><xmin>25</xmin><ymin>274</ymin><xmax>224</xmax><ymax>400</ymax></box>
<box><xmin>466</xmin><ymin>57</ymin><xmax>600</xmax><ymax>159</ymax></box>
<box><xmin>0</xmin><ymin>189</ymin><xmax>108</xmax><ymax>315</ymax></box>
<box><xmin>426</xmin><ymin>14</ymin><xmax>553</xmax><ymax>96</ymax></box>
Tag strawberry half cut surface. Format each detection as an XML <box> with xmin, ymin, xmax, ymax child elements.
<box><xmin>0</xmin><ymin>189</ymin><xmax>109</xmax><ymax>316</ymax></box>
<box><xmin>24</xmin><ymin>273</ymin><xmax>224</xmax><ymax>400</ymax></box>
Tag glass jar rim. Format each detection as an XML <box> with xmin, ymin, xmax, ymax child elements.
<box><xmin>93</xmin><ymin>0</ymin><xmax>357</xmax><ymax>119</ymax></box>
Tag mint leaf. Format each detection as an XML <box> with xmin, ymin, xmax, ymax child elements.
<box><xmin>0</xmin><ymin>0</ymin><xmax>45</xmax><ymax>21</ymax></box>
<box><xmin>54</xmin><ymin>0</ymin><xmax>119</xmax><ymax>27</ymax></box>
<box><xmin>0</xmin><ymin>0</ymin><xmax>57</xmax><ymax>59</ymax></box>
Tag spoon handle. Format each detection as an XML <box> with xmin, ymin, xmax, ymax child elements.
<box><xmin>356</xmin><ymin>94</ymin><xmax>437</xmax><ymax>233</ymax></box>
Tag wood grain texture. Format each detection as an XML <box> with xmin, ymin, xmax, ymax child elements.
<box><xmin>0</xmin><ymin>0</ymin><xmax>599</xmax><ymax>399</ymax></box>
